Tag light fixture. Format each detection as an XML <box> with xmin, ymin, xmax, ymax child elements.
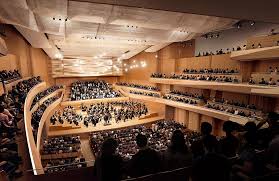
<box><xmin>124</xmin><ymin>63</ymin><xmax>127</xmax><ymax>66</ymax></box>
<box><xmin>54</xmin><ymin>53</ymin><xmax>63</xmax><ymax>59</ymax></box>
<box><xmin>155</xmin><ymin>55</ymin><xmax>158</xmax><ymax>58</ymax></box>
<box><xmin>250</xmin><ymin>21</ymin><xmax>255</xmax><ymax>26</ymax></box>
<box><xmin>125</xmin><ymin>68</ymin><xmax>128</xmax><ymax>72</ymax></box>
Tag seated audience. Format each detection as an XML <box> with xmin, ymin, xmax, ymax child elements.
<box><xmin>151</xmin><ymin>72</ymin><xmax>240</xmax><ymax>83</ymax></box>
<box><xmin>129</xmin><ymin>90</ymin><xmax>160</xmax><ymax>97</ymax></box>
<box><xmin>70</xmin><ymin>80</ymin><xmax>120</xmax><ymax>101</ymax></box>
<box><xmin>0</xmin><ymin>70</ymin><xmax>21</xmax><ymax>83</ymax></box>
<box><xmin>116</xmin><ymin>82</ymin><xmax>160</xmax><ymax>91</ymax></box>
<box><xmin>41</xmin><ymin>136</ymin><xmax>81</xmax><ymax>155</ymax></box>
<box><xmin>31</xmin><ymin>85</ymin><xmax>63</xmax><ymax>109</ymax></box>
<box><xmin>44</xmin><ymin>157</ymin><xmax>86</xmax><ymax>173</ymax></box>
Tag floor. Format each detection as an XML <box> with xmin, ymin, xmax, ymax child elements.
<box><xmin>80</xmin><ymin>136</ymin><xmax>95</xmax><ymax>167</ymax></box>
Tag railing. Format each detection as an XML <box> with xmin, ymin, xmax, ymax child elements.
<box><xmin>36</xmin><ymin>89</ymin><xmax>65</xmax><ymax>150</ymax></box>
<box><xmin>24</xmin><ymin>82</ymin><xmax>47</xmax><ymax>175</ymax></box>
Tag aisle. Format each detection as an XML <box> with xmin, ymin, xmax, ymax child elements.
<box><xmin>80</xmin><ymin>137</ymin><xmax>95</xmax><ymax>167</ymax></box>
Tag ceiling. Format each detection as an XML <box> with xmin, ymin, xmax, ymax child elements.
<box><xmin>0</xmin><ymin>0</ymin><xmax>238</xmax><ymax>60</ymax></box>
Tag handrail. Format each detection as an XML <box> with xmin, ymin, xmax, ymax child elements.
<box><xmin>24</xmin><ymin>82</ymin><xmax>47</xmax><ymax>175</ymax></box>
<box><xmin>36</xmin><ymin>90</ymin><xmax>65</xmax><ymax>150</ymax></box>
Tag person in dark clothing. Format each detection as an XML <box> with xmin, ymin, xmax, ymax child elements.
<box><xmin>257</xmin><ymin>112</ymin><xmax>279</xmax><ymax>148</ymax></box>
<box><xmin>192</xmin><ymin>135</ymin><xmax>231</xmax><ymax>181</ymax></box>
<box><xmin>127</xmin><ymin>133</ymin><xmax>161</xmax><ymax>178</ymax></box>
<box><xmin>201</xmin><ymin>122</ymin><xmax>218</xmax><ymax>153</ymax></box>
<box><xmin>93</xmin><ymin>138</ymin><xmax>124</xmax><ymax>181</ymax></box>
<box><xmin>219</xmin><ymin>121</ymin><xmax>239</xmax><ymax>157</ymax></box>
<box><xmin>162</xmin><ymin>130</ymin><xmax>192</xmax><ymax>171</ymax></box>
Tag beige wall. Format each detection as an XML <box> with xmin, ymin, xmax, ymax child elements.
<box><xmin>119</xmin><ymin>51</ymin><xmax>158</xmax><ymax>85</ymax></box>
<box><xmin>0</xmin><ymin>25</ymin><xmax>53</xmax><ymax>84</ymax></box>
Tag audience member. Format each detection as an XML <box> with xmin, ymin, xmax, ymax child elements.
<box><xmin>162</xmin><ymin>130</ymin><xmax>193</xmax><ymax>171</ymax></box>
<box><xmin>219</xmin><ymin>121</ymin><xmax>240</xmax><ymax>157</ymax></box>
<box><xmin>93</xmin><ymin>138</ymin><xmax>124</xmax><ymax>181</ymax></box>
<box><xmin>127</xmin><ymin>133</ymin><xmax>161</xmax><ymax>177</ymax></box>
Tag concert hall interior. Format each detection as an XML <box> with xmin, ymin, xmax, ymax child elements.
<box><xmin>0</xmin><ymin>0</ymin><xmax>279</xmax><ymax>181</ymax></box>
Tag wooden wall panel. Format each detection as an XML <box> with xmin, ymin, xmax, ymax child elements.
<box><xmin>222</xmin><ymin>92</ymin><xmax>250</xmax><ymax>105</ymax></box>
<box><xmin>246</xmin><ymin>34</ymin><xmax>279</xmax><ymax>49</ymax></box>
<box><xmin>30</xmin><ymin>47</ymin><xmax>54</xmax><ymax>85</ymax></box>
<box><xmin>120</xmin><ymin>52</ymin><xmax>158</xmax><ymax>85</ymax></box>
<box><xmin>0</xmin><ymin>54</ymin><xmax>18</xmax><ymax>71</ymax></box>
<box><xmin>174</xmin><ymin>108</ymin><xmax>187</xmax><ymax>126</ymax></box>
<box><xmin>3</xmin><ymin>25</ymin><xmax>32</xmax><ymax>77</ymax></box>
<box><xmin>158</xmin><ymin>41</ymin><xmax>195</xmax><ymax>60</ymax></box>
<box><xmin>211</xmin><ymin>54</ymin><xmax>240</xmax><ymax>70</ymax></box>
<box><xmin>160</xmin><ymin>58</ymin><xmax>176</xmax><ymax>75</ymax></box>
<box><xmin>176</xmin><ymin>56</ymin><xmax>211</xmax><ymax>73</ymax></box>
<box><xmin>165</xmin><ymin>105</ymin><xmax>175</xmax><ymax>120</ymax></box>
<box><xmin>200</xmin><ymin>115</ymin><xmax>215</xmax><ymax>126</ymax></box>
<box><xmin>188</xmin><ymin>111</ymin><xmax>200</xmax><ymax>131</ymax></box>
<box><xmin>251</xmin><ymin>59</ymin><xmax>279</xmax><ymax>72</ymax></box>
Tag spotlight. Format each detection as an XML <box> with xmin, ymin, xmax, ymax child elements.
<box><xmin>155</xmin><ymin>55</ymin><xmax>158</xmax><ymax>58</ymax></box>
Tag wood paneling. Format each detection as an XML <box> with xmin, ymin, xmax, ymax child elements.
<box><xmin>188</xmin><ymin>111</ymin><xmax>200</xmax><ymax>131</ymax></box>
<box><xmin>0</xmin><ymin>54</ymin><xmax>18</xmax><ymax>71</ymax></box>
<box><xmin>211</xmin><ymin>54</ymin><xmax>240</xmax><ymax>70</ymax></box>
<box><xmin>174</xmin><ymin>108</ymin><xmax>187</xmax><ymax>126</ymax></box>
<box><xmin>176</xmin><ymin>56</ymin><xmax>211</xmax><ymax>73</ymax></box>
<box><xmin>3</xmin><ymin>25</ymin><xmax>32</xmax><ymax>77</ymax></box>
<box><xmin>158</xmin><ymin>41</ymin><xmax>195</xmax><ymax>60</ymax></box>
<box><xmin>30</xmin><ymin>47</ymin><xmax>54</xmax><ymax>85</ymax></box>
<box><xmin>120</xmin><ymin>51</ymin><xmax>158</xmax><ymax>85</ymax></box>
<box><xmin>247</xmin><ymin>34</ymin><xmax>279</xmax><ymax>49</ymax></box>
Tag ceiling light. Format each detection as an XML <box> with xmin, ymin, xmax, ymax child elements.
<box><xmin>125</xmin><ymin>68</ymin><xmax>128</xmax><ymax>72</ymax></box>
<box><xmin>155</xmin><ymin>55</ymin><xmax>158</xmax><ymax>58</ymax></box>
<box><xmin>124</xmin><ymin>63</ymin><xmax>127</xmax><ymax>66</ymax></box>
<box><xmin>133</xmin><ymin>60</ymin><xmax>136</xmax><ymax>63</ymax></box>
